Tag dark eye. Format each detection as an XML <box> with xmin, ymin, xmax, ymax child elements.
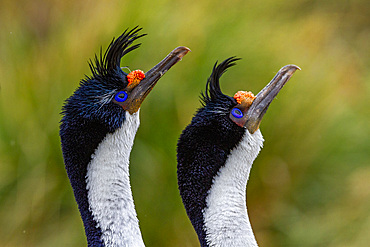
<box><xmin>114</xmin><ymin>91</ymin><xmax>128</xmax><ymax>102</ymax></box>
<box><xmin>231</xmin><ymin>108</ymin><xmax>243</xmax><ymax>118</ymax></box>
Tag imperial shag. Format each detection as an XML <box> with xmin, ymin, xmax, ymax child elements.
<box><xmin>177</xmin><ymin>58</ymin><xmax>300</xmax><ymax>247</ymax></box>
<box><xmin>60</xmin><ymin>27</ymin><xmax>189</xmax><ymax>246</ymax></box>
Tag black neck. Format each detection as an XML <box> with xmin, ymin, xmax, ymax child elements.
<box><xmin>177</xmin><ymin>114</ymin><xmax>244</xmax><ymax>246</ymax></box>
<box><xmin>60</xmin><ymin>116</ymin><xmax>114</xmax><ymax>246</ymax></box>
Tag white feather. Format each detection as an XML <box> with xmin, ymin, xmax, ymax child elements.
<box><xmin>86</xmin><ymin>110</ymin><xmax>145</xmax><ymax>247</ymax></box>
<box><xmin>203</xmin><ymin>129</ymin><xmax>264</xmax><ymax>247</ymax></box>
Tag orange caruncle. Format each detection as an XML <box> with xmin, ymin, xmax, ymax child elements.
<box><xmin>127</xmin><ymin>70</ymin><xmax>145</xmax><ymax>86</ymax></box>
<box><xmin>233</xmin><ymin>91</ymin><xmax>256</xmax><ymax>105</ymax></box>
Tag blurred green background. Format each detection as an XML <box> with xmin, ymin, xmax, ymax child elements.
<box><xmin>0</xmin><ymin>0</ymin><xmax>369</xmax><ymax>246</ymax></box>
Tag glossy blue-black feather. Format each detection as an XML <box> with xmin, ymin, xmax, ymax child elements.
<box><xmin>59</xmin><ymin>27</ymin><xmax>145</xmax><ymax>246</ymax></box>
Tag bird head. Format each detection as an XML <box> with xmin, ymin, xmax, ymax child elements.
<box><xmin>192</xmin><ymin>57</ymin><xmax>300</xmax><ymax>139</ymax></box>
<box><xmin>62</xmin><ymin>27</ymin><xmax>189</xmax><ymax>131</ymax></box>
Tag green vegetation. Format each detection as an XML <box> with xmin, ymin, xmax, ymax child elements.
<box><xmin>0</xmin><ymin>0</ymin><xmax>369</xmax><ymax>246</ymax></box>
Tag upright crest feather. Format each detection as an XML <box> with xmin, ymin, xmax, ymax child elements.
<box><xmin>201</xmin><ymin>57</ymin><xmax>240</xmax><ymax>104</ymax></box>
<box><xmin>89</xmin><ymin>27</ymin><xmax>147</xmax><ymax>79</ymax></box>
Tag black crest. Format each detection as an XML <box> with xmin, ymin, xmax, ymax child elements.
<box><xmin>89</xmin><ymin>26</ymin><xmax>146</xmax><ymax>79</ymax></box>
<box><xmin>201</xmin><ymin>57</ymin><xmax>240</xmax><ymax>105</ymax></box>
<box><xmin>61</xmin><ymin>27</ymin><xmax>147</xmax><ymax>124</ymax></box>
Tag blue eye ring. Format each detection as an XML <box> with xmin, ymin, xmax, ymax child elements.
<box><xmin>114</xmin><ymin>91</ymin><xmax>128</xmax><ymax>102</ymax></box>
<box><xmin>231</xmin><ymin>108</ymin><xmax>243</xmax><ymax>118</ymax></box>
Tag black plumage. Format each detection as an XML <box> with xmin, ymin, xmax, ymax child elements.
<box><xmin>177</xmin><ymin>59</ymin><xmax>300</xmax><ymax>246</ymax></box>
<box><xmin>60</xmin><ymin>27</ymin><xmax>144</xmax><ymax>246</ymax></box>
<box><xmin>177</xmin><ymin>57</ymin><xmax>245</xmax><ymax>246</ymax></box>
<box><xmin>60</xmin><ymin>26</ymin><xmax>190</xmax><ymax>246</ymax></box>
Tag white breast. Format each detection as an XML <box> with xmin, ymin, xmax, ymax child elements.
<box><xmin>203</xmin><ymin>129</ymin><xmax>264</xmax><ymax>247</ymax></box>
<box><xmin>86</xmin><ymin>110</ymin><xmax>145</xmax><ymax>247</ymax></box>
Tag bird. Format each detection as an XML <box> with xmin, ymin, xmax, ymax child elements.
<box><xmin>177</xmin><ymin>57</ymin><xmax>300</xmax><ymax>247</ymax></box>
<box><xmin>59</xmin><ymin>27</ymin><xmax>189</xmax><ymax>246</ymax></box>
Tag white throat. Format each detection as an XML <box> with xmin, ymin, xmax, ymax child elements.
<box><xmin>86</xmin><ymin>110</ymin><xmax>145</xmax><ymax>247</ymax></box>
<box><xmin>203</xmin><ymin>129</ymin><xmax>264</xmax><ymax>247</ymax></box>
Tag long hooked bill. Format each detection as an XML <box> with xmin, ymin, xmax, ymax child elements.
<box><xmin>123</xmin><ymin>46</ymin><xmax>190</xmax><ymax>114</ymax></box>
<box><xmin>245</xmin><ymin>64</ymin><xmax>301</xmax><ymax>133</ymax></box>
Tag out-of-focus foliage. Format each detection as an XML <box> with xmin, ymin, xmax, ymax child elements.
<box><xmin>0</xmin><ymin>0</ymin><xmax>369</xmax><ymax>246</ymax></box>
